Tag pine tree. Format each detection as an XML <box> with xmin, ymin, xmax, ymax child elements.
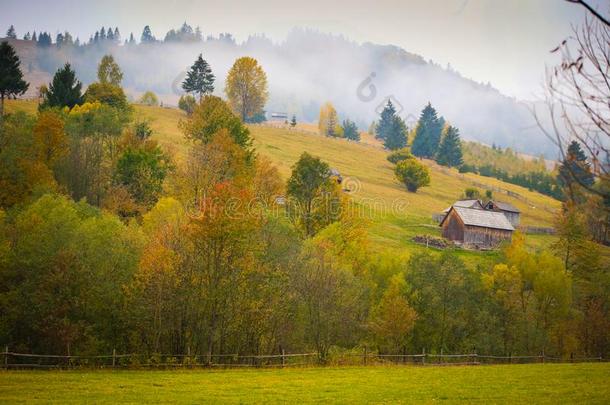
<box><xmin>182</xmin><ymin>54</ymin><xmax>215</xmax><ymax>101</ymax></box>
<box><xmin>0</xmin><ymin>41</ymin><xmax>29</xmax><ymax>118</ymax></box>
<box><xmin>558</xmin><ymin>141</ymin><xmax>595</xmax><ymax>201</ymax></box>
<box><xmin>383</xmin><ymin>116</ymin><xmax>408</xmax><ymax>150</ymax></box>
<box><xmin>32</xmin><ymin>31</ymin><xmax>37</xmax><ymax>42</ymax></box>
<box><xmin>141</xmin><ymin>25</ymin><xmax>155</xmax><ymax>43</ymax></box>
<box><xmin>128</xmin><ymin>33</ymin><xmax>136</xmax><ymax>45</ymax></box>
<box><xmin>6</xmin><ymin>25</ymin><xmax>17</xmax><ymax>39</ymax></box>
<box><xmin>411</xmin><ymin>103</ymin><xmax>443</xmax><ymax>158</ymax></box>
<box><xmin>342</xmin><ymin>119</ymin><xmax>360</xmax><ymax>141</ymax></box>
<box><xmin>41</xmin><ymin>63</ymin><xmax>83</xmax><ymax>109</ymax></box>
<box><xmin>435</xmin><ymin>125</ymin><xmax>463</xmax><ymax>167</ymax></box>
<box><xmin>375</xmin><ymin>100</ymin><xmax>396</xmax><ymax>140</ymax></box>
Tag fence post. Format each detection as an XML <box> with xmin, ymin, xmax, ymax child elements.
<box><xmin>509</xmin><ymin>352</ymin><xmax>512</xmax><ymax>365</ymax></box>
<box><xmin>187</xmin><ymin>346</ymin><xmax>191</xmax><ymax>369</ymax></box>
<box><xmin>281</xmin><ymin>347</ymin><xmax>285</xmax><ymax>368</ymax></box>
<box><xmin>4</xmin><ymin>346</ymin><xmax>7</xmax><ymax>369</ymax></box>
<box><xmin>112</xmin><ymin>348</ymin><xmax>116</xmax><ymax>368</ymax></box>
<box><xmin>440</xmin><ymin>348</ymin><xmax>443</xmax><ymax>365</ymax></box>
<box><xmin>422</xmin><ymin>348</ymin><xmax>426</xmax><ymax>366</ymax></box>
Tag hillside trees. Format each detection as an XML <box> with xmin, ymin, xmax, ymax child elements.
<box><xmin>180</xmin><ymin>95</ymin><xmax>251</xmax><ymax>149</ymax></box>
<box><xmin>436</xmin><ymin>125</ymin><xmax>463</xmax><ymax>167</ymax></box>
<box><xmin>97</xmin><ymin>55</ymin><xmax>123</xmax><ymax>86</ymax></box>
<box><xmin>225</xmin><ymin>57</ymin><xmax>268</xmax><ymax>121</ymax></box>
<box><xmin>286</xmin><ymin>152</ymin><xmax>343</xmax><ymax>236</ymax></box>
<box><xmin>376</xmin><ymin>100</ymin><xmax>407</xmax><ymax>150</ymax></box>
<box><xmin>6</xmin><ymin>25</ymin><xmax>17</xmax><ymax>39</ymax></box>
<box><xmin>40</xmin><ymin>63</ymin><xmax>83</xmax><ymax>109</ymax></box>
<box><xmin>0</xmin><ymin>41</ymin><xmax>29</xmax><ymax>118</ymax></box>
<box><xmin>411</xmin><ymin>103</ymin><xmax>443</xmax><ymax>158</ymax></box>
<box><xmin>318</xmin><ymin>102</ymin><xmax>340</xmax><ymax>137</ymax></box>
<box><xmin>182</xmin><ymin>54</ymin><xmax>215</xmax><ymax>101</ymax></box>
<box><xmin>394</xmin><ymin>158</ymin><xmax>430</xmax><ymax>192</ymax></box>
<box><xmin>140</xmin><ymin>25</ymin><xmax>156</xmax><ymax>43</ymax></box>
<box><xmin>178</xmin><ymin>94</ymin><xmax>196</xmax><ymax>115</ymax></box>
<box><xmin>557</xmin><ymin>141</ymin><xmax>595</xmax><ymax>201</ymax></box>
<box><xmin>342</xmin><ymin>119</ymin><xmax>359</xmax><ymax>141</ymax></box>
<box><xmin>138</xmin><ymin>91</ymin><xmax>159</xmax><ymax>106</ymax></box>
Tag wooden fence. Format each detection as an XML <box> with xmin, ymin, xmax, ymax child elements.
<box><xmin>1</xmin><ymin>347</ymin><xmax>604</xmax><ymax>370</ymax></box>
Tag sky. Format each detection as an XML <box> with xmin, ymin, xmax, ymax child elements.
<box><xmin>0</xmin><ymin>0</ymin><xmax>606</xmax><ymax>100</ymax></box>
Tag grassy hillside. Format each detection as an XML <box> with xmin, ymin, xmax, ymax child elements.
<box><xmin>5</xmin><ymin>100</ymin><xmax>561</xmax><ymax>257</ymax></box>
<box><xmin>1</xmin><ymin>364</ymin><xmax>609</xmax><ymax>403</ymax></box>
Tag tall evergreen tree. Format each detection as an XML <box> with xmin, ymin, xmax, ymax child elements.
<box><xmin>435</xmin><ymin>125</ymin><xmax>463</xmax><ymax>167</ymax></box>
<box><xmin>0</xmin><ymin>41</ymin><xmax>29</xmax><ymax>118</ymax></box>
<box><xmin>41</xmin><ymin>63</ymin><xmax>83</xmax><ymax>109</ymax></box>
<box><xmin>182</xmin><ymin>53</ymin><xmax>215</xmax><ymax>101</ymax></box>
<box><xmin>141</xmin><ymin>25</ymin><xmax>155</xmax><ymax>43</ymax></box>
<box><xmin>558</xmin><ymin>141</ymin><xmax>595</xmax><ymax>201</ymax></box>
<box><xmin>384</xmin><ymin>116</ymin><xmax>408</xmax><ymax>150</ymax></box>
<box><xmin>411</xmin><ymin>103</ymin><xmax>443</xmax><ymax>158</ymax></box>
<box><xmin>376</xmin><ymin>101</ymin><xmax>407</xmax><ymax>150</ymax></box>
<box><xmin>375</xmin><ymin>100</ymin><xmax>396</xmax><ymax>141</ymax></box>
<box><xmin>6</xmin><ymin>25</ymin><xmax>17</xmax><ymax>39</ymax></box>
<box><xmin>342</xmin><ymin>119</ymin><xmax>360</xmax><ymax>141</ymax></box>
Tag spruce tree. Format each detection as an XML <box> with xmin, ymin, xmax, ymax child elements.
<box><xmin>0</xmin><ymin>41</ymin><xmax>29</xmax><ymax>118</ymax></box>
<box><xmin>558</xmin><ymin>141</ymin><xmax>595</xmax><ymax>198</ymax></box>
<box><xmin>411</xmin><ymin>103</ymin><xmax>443</xmax><ymax>158</ymax></box>
<box><xmin>342</xmin><ymin>119</ymin><xmax>360</xmax><ymax>141</ymax></box>
<box><xmin>6</xmin><ymin>25</ymin><xmax>17</xmax><ymax>39</ymax></box>
<box><xmin>182</xmin><ymin>53</ymin><xmax>215</xmax><ymax>101</ymax></box>
<box><xmin>435</xmin><ymin>125</ymin><xmax>463</xmax><ymax>167</ymax></box>
<box><xmin>141</xmin><ymin>25</ymin><xmax>155</xmax><ymax>43</ymax></box>
<box><xmin>41</xmin><ymin>63</ymin><xmax>83</xmax><ymax>109</ymax></box>
<box><xmin>383</xmin><ymin>116</ymin><xmax>408</xmax><ymax>150</ymax></box>
<box><xmin>375</xmin><ymin>100</ymin><xmax>396</xmax><ymax>140</ymax></box>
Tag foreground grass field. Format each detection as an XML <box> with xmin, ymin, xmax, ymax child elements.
<box><xmin>1</xmin><ymin>364</ymin><xmax>609</xmax><ymax>403</ymax></box>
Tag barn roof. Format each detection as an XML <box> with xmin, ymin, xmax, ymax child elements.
<box><xmin>441</xmin><ymin>206</ymin><xmax>515</xmax><ymax>231</ymax></box>
<box><xmin>442</xmin><ymin>199</ymin><xmax>483</xmax><ymax>213</ymax></box>
<box><xmin>486</xmin><ymin>200</ymin><xmax>520</xmax><ymax>213</ymax></box>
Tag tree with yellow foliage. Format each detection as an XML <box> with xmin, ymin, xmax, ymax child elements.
<box><xmin>225</xmin><ymin>57</ymin><xmax>268</xmax><ymax>122</ymax></box>
<box><xmin>318</xmin><ymin>102</ymin><xmax>341</xmax><ymax>137</ymax></box>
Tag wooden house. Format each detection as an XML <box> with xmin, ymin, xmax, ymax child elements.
<box><xmin>484</xmin><ymin>200</ymin><xmax>520</xmax><ymax>227</ymax></box>
<box><xmin>440</xmin><ymin>206</ymin><xmax>515</xmax><ymax>248</ymax></box>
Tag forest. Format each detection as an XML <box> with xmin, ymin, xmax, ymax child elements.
<box><xmin>0</xmin><ymin>18</ymin><xmax>609</xmax><ymax>364</ymax></box>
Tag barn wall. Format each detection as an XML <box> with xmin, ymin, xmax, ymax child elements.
<box><xmin>441</xmin><ymin>211</ymin><xmax>464</xmax><ymax>242</ymax></box>
<box><xmin>464</xmin><ymin>226</ymin><xmax>512</xmax><ymax>247</ymax></box>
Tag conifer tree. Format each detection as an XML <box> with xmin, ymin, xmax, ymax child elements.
<box><xmin>342</xmin><ymin>119</ymin><xmax>360</xmax><ymax>141</ymax></box>
<box><xmin>6</xmin><ymin>25</ymin><xmax>17</xmax><ymax>39</ymax></box>
<box><xmin>411</xmin><ymin>103</ymin><xmax>443</xmax><ymax>158</ymax></box>
<box><xmin>182</xmin><ymin>53</ymin><xmax>215</xmax><ymax>102</ymax></box>
<box><xmin>0</xmin><ymin>41</ymin><xmax>29</xmax><ymax>118</ymax></box>
<box><xmin>375</xmin><ymin>100</ymin><xmax>396</xmax><ymax>141</ymax></box>
<box><xmin>558</xmin><ymin>141</ymin><xmax>595</xmax><ymax>201</ymax></box>
<box><xmin>383</xmin><ymin>116</ymin><xmax>408</xmax><ymax>150</ymax></box>
<box><xmin>141</xmin><ymin>25</ymin><xmax>155</xmax><ymax>43</ymax></box>
<box><xmin>290</xmin><ymin>115</ymin><xmax>297</xmax><ymax>127</ymax></box>
<box><xmin>435</xmin><ymin>125</ymin><xmax>463</xmax><ymax>167</ymax></box>
<box><xmin>41</xmin><ymin>63</ymin><xmax>83</xmax><ymax>109</ymax></box>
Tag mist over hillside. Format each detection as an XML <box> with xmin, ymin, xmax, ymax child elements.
<box><xmin>7</xmin><ymin>28</ymin><xmax>555</xmax><ymax>157</ymax></box>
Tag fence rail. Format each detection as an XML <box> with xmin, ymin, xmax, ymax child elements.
<box><xmin>1</xmin><ymin>348</ymin><xmax>605</xmax><ymax>370</ymax></box>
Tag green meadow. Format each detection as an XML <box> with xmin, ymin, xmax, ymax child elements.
<box><xmin>1</xmin><ymin>364</ymin><xmax>608</xmax><ymax>403</ymax></box>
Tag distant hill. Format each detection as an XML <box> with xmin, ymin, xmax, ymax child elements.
<box><xmin>4</xmin><ymin>29</ymin><xmax>555</xmax><ymax>157</ymax></box>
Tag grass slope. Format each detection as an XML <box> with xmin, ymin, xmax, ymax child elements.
<box><xmin>1</xmin><ymin>364</ymin><xmax>609</xmax><ymax>403</ymax></box>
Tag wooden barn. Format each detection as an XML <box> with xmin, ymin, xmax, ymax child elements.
<box><xmin>440</xmin><ymin>206</ymin><xmax>515</xmax><ymax>248</ymax></box>
<box><xmin>484</xmin><ymin>200</ymin><xmax>520</xmax><ymax>227</ymax></box>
